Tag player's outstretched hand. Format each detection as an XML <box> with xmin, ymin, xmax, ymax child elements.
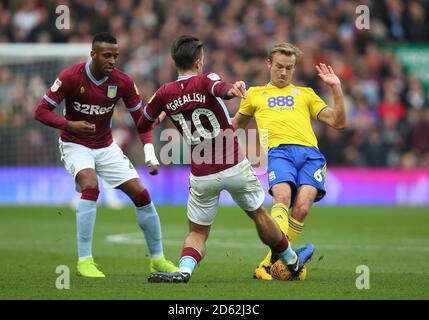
<box><xmin>227</xmin><ymin>81</ymin><xmax>247</xmax><ymax>99</ymax></box>
<box><xmin>316</xmin><ymin>63</ymin><xmax>341</xmax><ymax>87</ymax></box>
<box><xmin>66</xmin><ymin>120</ymin><xmax>96</xmax><ymax>136</ymax></box>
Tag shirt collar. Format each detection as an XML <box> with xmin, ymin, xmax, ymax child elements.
<box><xmin>177</xmin><ymin>74</ymin><xmax>197</xmax><ymax>81</ymax></box>
<box><xmin>85</xmin><ymin>61</ymin><xmax>109</xmax><ymax>86</ymax></box>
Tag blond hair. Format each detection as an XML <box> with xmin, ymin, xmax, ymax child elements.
<box><xmin>268</xmin><ymin>43</ymin><xmax>303</xmax><ymax>64</ymax></box>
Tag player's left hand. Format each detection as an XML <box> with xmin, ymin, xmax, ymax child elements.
<box><xmin>316</xmin><ymin>63</ymin><xmax>341</xmax><ymax>87</ymax></box>
<box><xmin>144</xmin><ymin>143</ymin><xmax>160</xmax><ymax>175</ymax></box>
<box><xmin>228</xmin><ymin>81</ymin><xmax>247</xmax><ymax>98</ymax></box>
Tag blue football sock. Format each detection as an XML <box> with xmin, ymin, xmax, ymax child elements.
<box><xmin>76</xmin><ymin>199</ymin><xmax>97</xmax><ymax>258</ymax></box>
<box><xmin>179</xmin><ymin>256</ymin><xmax>197</xmax><ymax>275</ymax></box>
<box><xmin>278</xmin><ymin>245</ymin><xmax>297</xmax><ymax>265</ymax></box>
<box><xmin>136</xmin><ymin>202</ymin><xmax>163</xmax><ymax>257</ymax></box>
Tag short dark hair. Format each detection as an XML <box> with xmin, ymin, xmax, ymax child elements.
<box><xmin>171</xmin><ymin>35</ymin><xmax>203</xmax><ymax>70</ymax></box>
<box><xmin>92</xmin><ymin>32</ymin><xmax>117</xmax><ymax>47</ymax></box>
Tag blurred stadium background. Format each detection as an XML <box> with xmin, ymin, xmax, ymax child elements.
<box><xmin>0</xmin><ymin>0</ymin><xmax>428</xmax><ymax>299</ymax></box>
<box><xmin>1</xmin><ymin>0</ymin><xmax>429</xmax><ymax>206</ymax></box>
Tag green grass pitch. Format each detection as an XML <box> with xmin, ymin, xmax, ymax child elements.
<box><xmin>0</xmin><ymin>205</ymin><xmax>428</xmax><ymax>299</ymax></box>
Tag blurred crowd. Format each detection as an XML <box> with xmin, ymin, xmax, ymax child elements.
<box><xmin>1</xmin><ymin>0</ymin><xmax>429</xmax><ymax>168</ymax></box>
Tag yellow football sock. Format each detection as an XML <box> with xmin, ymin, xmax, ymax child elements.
<box><xmin>288</xmin><ymin>215</ymin><xmax>304</xmax><ymax>243</ymax></box>
<box><xmin>271</xmin><ymin>203</ymin><xmax>289</xmax><ymax>234</ymax></box>
<box><xmin>258</xmin><ymin>203</ymin><xmax>289</xmax><ymax>268</ymax></box>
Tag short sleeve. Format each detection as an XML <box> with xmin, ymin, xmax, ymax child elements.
<box><xmin>238</xmin><ymin>88</ymin><xmax>256</xmax><ymax>117</ymax></box>
<box><xmin>307</xmin><ymin>88</ymin><xmax>327</xmax><ymax>119</ymax></box>
<box><xmin>204</xmin><ymin>72</ymin><xmax>222</xmax><ymax>95</ymax></box>
<box><xmin>201</xmin><ymin>72</ymin><xmax>234</xmax><ymax>99</ymax></box>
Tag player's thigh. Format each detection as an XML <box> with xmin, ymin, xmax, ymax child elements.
<box><xmin>187</xmin><ymin>175</ymin><xmax>221</xmax><ymax>226</ymax></box>
<box><xmin>294</xmin><ymin>185</ymin><xmax>318</xmax><ymax>209</ymax></box>
<box><xmin>297</xmin><ymin>155</ymin><xmax>327</xmax><ymax>202</ymax></box>
<box><xmin>267</xmin><ymin>149</ymin><xmax>298</xmax><ymax>199</ymax></box>
<box><xmin>94</xmin><ymin>143</ymin><xmax>139</xmax><ymax>189</ymax></box>
<box><xmin>59</xmin><ymin>140</ymin><xmax>96</xmax><ymax>190</ymax></box>
<box><xmin>226</xmin><ymin>159</ymin><xmax>265</xmax><ymax>212</ymax></box>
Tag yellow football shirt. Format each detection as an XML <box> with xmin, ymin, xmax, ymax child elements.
<box><xmin>239</xmin><ymin>82</ymin><xmax>327</xmax><ymax>151</ymax></box>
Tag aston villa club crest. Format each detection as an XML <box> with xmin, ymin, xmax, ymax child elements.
<box><xmin>107</xmin><ymin>85</ymin><xmax>117</xmax><ymax>99</ymax></box>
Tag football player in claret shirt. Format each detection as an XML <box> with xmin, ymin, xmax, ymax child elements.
<box><xmin>138</xmin><ymin>35</ymin><xmax>314</xmax><ymax>283</ymax></box>
<box><xmin>34</xmin><ymin>32</ymin><xmax>177</xmax><ymax>278</ymax></box>
<box><xmin>233</xmin><ymin>43</ymin><xmax>346</xmax><ymax>280</ymax></box>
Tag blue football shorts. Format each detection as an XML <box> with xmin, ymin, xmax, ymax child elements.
<box><xmin>267</xmin><ymin>144</ymin><xmax>327</xmax><ymax>203</ymax></box>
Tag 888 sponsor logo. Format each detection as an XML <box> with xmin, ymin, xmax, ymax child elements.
<box><xmin>267</xmin><ymin>96</ymin><xmax>295</xmax><ymax>110</ymax></box>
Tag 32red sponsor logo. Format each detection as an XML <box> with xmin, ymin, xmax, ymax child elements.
<box><xmin>73</xmin><ymin>102</ymin><xmax>114</xmax><ymax>115</ymax></box>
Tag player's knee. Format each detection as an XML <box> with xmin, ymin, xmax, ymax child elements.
<box><xmin>245</xmin><ymin>205</ymin><xmax>266</xmax><ymax>220</ymax></box>
<box><xmin>78</xmin><ymin>179</ymin><xmax>98</xmax><ymax>191</ymax></box>
<box><xmin>132</xmin><ymin>188</ymin><xmax>152</xmax><ymax>207</ymax></box>
<box><xmin>246</xmin><ymin>206</ymin><xmax>270</xmax><ymax>224</ymax></box>
<box><xmin>272</xmin><ymin>184</ymin><xmax>292</xmax><ymax>206</ymax></box>
<box><xmin>189</xmin><ymin>221</ymin><xmax>211</xmax><ymax>238</ymax></box>
<box><xmin>81</xmin><ymin>188</ymin><xmax>100</xmax><ymax>201</ymax></box>
<box><xmin>293</xmin><ymin>204</ymin><xmax>309</xmax><ymax>221</ymax></box>
<box><xmin>273</xmin><ymin>192</ymin><xmax>291</xmax><ymax>207</ymax></box>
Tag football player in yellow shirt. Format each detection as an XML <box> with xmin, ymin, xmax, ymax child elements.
<box><xmin>233</xmin><ymin>43</ymin><xmax>346</xmax><ymax>280</ymax></box>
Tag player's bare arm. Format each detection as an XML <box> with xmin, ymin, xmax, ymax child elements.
<box><xmin>229</xmin><ymin>81</ymin><xmax>250</xmax><ymax>130</ymax></box>
<box><xmin>232</xmin><ymin>112</ymin><xmax>252</xmax><ymax>130</ymax></box>
<box><xmin>315</xmin><ymin>63</ymin><xmax>346</xmax><ymax>129</ymax></box>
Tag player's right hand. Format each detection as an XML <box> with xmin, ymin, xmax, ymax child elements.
<box><xmin>144</xmin><ymin>143</ymin><xmax>160</xmax><ymax>175</ymax></box>
<box><xmin>66</xmin><ymin>120</ymin><xmax>96</xmax><ymax>136</ymax></box>
<box><xmin>147</xmin><ymin>162</ymin><xmax>159</xmax><ymax>175</ymax></box>
<box><xmin>228</xmin><ymin>81</ymin><xmax>247</xmax><ymax>99</ymax></box>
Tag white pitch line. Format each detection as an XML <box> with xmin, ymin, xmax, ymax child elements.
<box><xmin>105</xmin><ymin>232</ymin><xmax>429</xmax><ymax>252</ymax></box>
<box><xmin>105</xmin><ymin>233</ymin><xmax>261</xmax><ymax>248</ymax></box>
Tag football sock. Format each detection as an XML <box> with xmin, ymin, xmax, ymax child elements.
<box><xmin>271</xmin><ymin>203</ymin><xmax>289</xmax><ymax>234</ymax></box>
<box><xmin>258</xmin><ymin>203</ymin><xmax>290</xmax><ymax>268</ymax></box>
<box><xmin>179</xmin><ymin>247</ymin><xmax>202</xmax><ymax>275</ymax></box>
<box><xmin>136</xmin><ymin>202</ymin><xmax>163</xmax><ymax>257</ymax></box>
<box><xmin>279</xmin><ymin>246</ymin><xmax>297</xmax><ymax>265</ymax></box>
<box><xmin>288</xmin><ymin>215</ymin><xmax>304</xmax><ymax>243</ymax></box>
<box><xmin>76</xmin><ymin>199</ymin><xmax>97</xmax><ymax>258</ymax></box>
<box><xmin>271</xmin><ymin>233</ymin><xmax>297</xmax><ymax>265</ymax></box>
